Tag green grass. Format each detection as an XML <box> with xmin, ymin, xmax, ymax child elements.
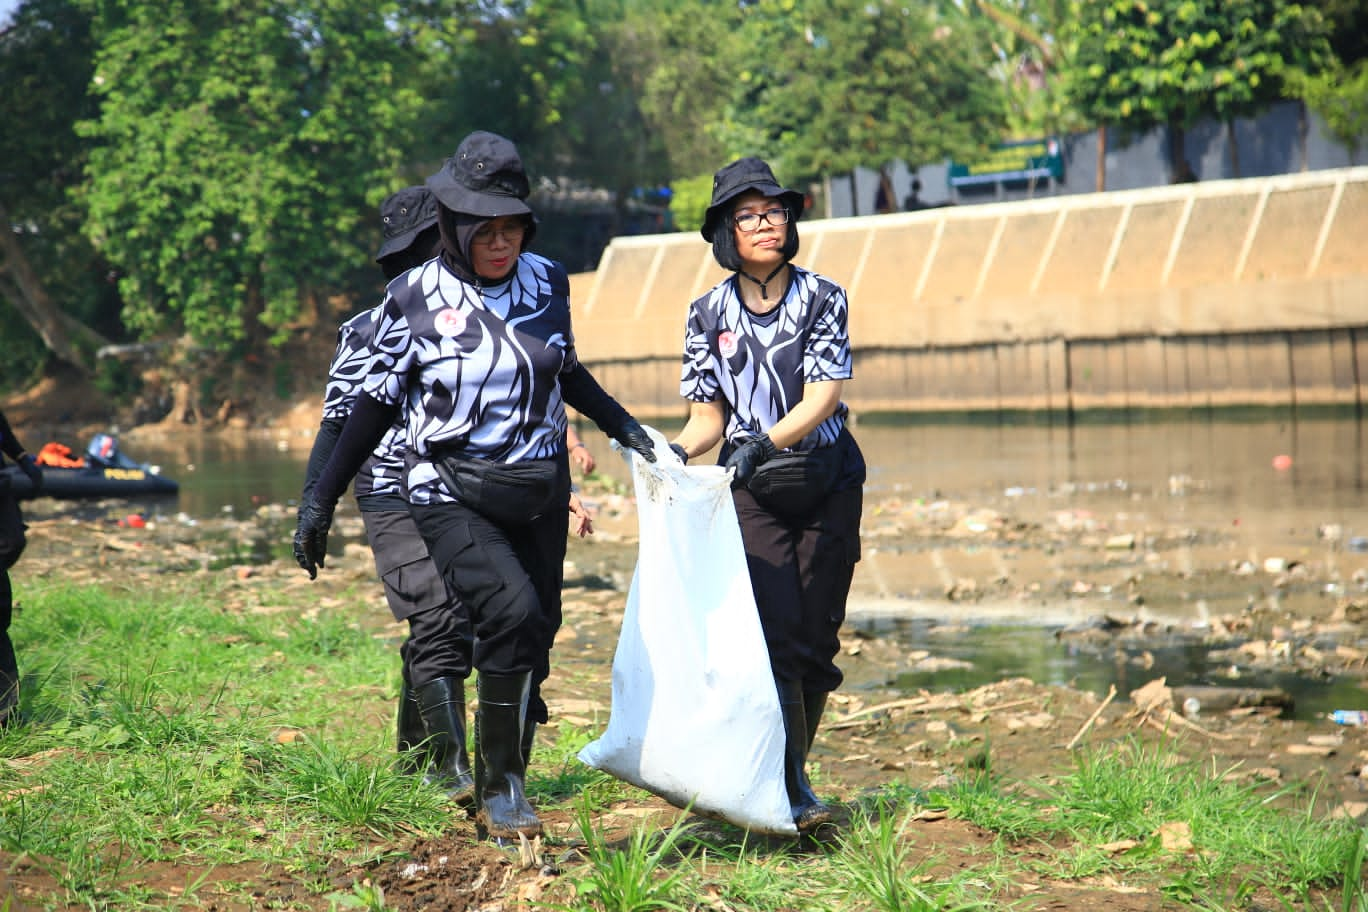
<box><xmin>928</xmin><ymin>737</ymin><xmax>1367</xmax><ymax>906</ymax></box>
<box><xmin>546</xmin><ymin>801</ymin><xmax>697</xmax><ymax>912</ymax></box>
<box><xmin>4</xmin><ymin>578</ymin><xmax>1368</xmax><ymax>910</ymax></box>
<box><xmin>826</xmin><ymin>798</ymin><xmax>993</xmax><ymax>912</ymax></box>
<box><xmin>1</xmin><ymin>580</ymin><xmax>449</xmax><ymax>907</ymax></box>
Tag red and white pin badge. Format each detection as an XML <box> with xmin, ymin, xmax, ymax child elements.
<box><xmin>434</xmin><ymin>307</ymin><xmax>466</xmax><ymax>338</ymax></box>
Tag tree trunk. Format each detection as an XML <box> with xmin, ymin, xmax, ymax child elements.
<box><xmin>1226</xmin><ymin>121</ymin><xmax>1241</xmax><ymax>178</ymax></box>
<box><xmin>875</xmin><ymin>167</ymin><xmax>896</xmax><ymax>214</ymax></box>
<box><xmin>1297</xmin><ymin>101</ymin><xmax>1310</xmax><ymax>172</ymax></box>
<box><xmin>0</xmin><ymin>198</ymin><xmax>107</xmax><ymax>377</ymax></box>
<box><xmin>1168</xmin><ymin>124</ymin><xmax>1195</xmax><ymax>183</ymax></box>
<box><xmin>1096</xmin><ymin>125</ymin><xmax>1107</xmax><ymax>192</ymax></box>
<box><xmin>162</xmin><ymin>379</ymin><xmax>203</xmax><ymax>427</ymax></box>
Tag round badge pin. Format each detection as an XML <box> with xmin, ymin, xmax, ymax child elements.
<box><xmin>434</xmin><ymin>307</ymin><xmax>467</xmax><ymax>338</ymax></box>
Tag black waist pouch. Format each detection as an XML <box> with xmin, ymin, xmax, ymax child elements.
<box><xmin>431</xmin><ymin>452</ymin><xmax>561</xmax><ymax>526</ymax></box>
<box><xmin>747</xmin><ymin>441</ymin><xmax>844</xmax><ymax>520</ymax></box>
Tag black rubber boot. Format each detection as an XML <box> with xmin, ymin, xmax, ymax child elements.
<box><xmin>0</xmin><ymin>637</ymin><xmax>18</xmax><ymax>730</ymax></box>
<box><xmin>395</xmin><ymin>681</ymin><xmax>426</xmax><ymax>775</ymax></box>
<box><xmin>803</xmin><ymin>691</ymin><xmax>828</xmax><ymax>754</ymax></box>
<box><xmin>415</xmin><ymin>677</ymin><xmax>475</xmax><ymax>806</ymax></box>
<box><xmin>474</xmin><ymin>672</ymin><xmax>542</xmax><ymax>839</ymax></box>
<box><xmin>521</xmin><ymin>720</ymin><xmax>537</xmax><ymax>768</ymax></box>
<box><xmin>0</xmin><ymin>679</ymin><xmax>15</xmax><ymax>730</ymax></box>
<box><xmin>776</xmin><ymin>678</ymin><xmax>832</xmax><ymax>833</ymax></box>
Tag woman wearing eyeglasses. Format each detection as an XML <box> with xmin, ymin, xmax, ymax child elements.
<box><xmin>294</xmin><ymin>131</ymin><xmax>657</xmax><ymax>841</ymax></box>
<box><xmin>668</xmin><ymin>157</ymin><xmax>866</xmax><ymax>834</ymax></box>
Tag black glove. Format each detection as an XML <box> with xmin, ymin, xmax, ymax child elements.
<box><xmin>668</xmin><ymin>443</ymin><xmax>688</xmax><ymax>464</ymax></box>
<box><xmin>293</xmin><ymin>496</ymin><xmax>336</xmax><ymax>580</ymax></box>
<box><xmin>17</xmin><ymin>453</ymin><xmax>42</xmax><ymax>491</ymax></box>
<box><xmin>612</xmin><ymin>417</ymin><xmax>657</xmax><ymax>463</ymax></box>
<box><xmin>724</xmin><ymin>434</ymin><xmax>778</xmax><ymax>488</ymax></box>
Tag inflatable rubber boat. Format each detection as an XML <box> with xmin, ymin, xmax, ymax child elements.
<box><xmin>2</xmin><ymin>433</ymin><xmax>179</xmax><ymax>500</ymax></box>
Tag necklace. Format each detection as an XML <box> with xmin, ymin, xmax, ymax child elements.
<box><xmin>738</xmin><ymin>263</ymin><xmax>786</xmax><ymax>302</ymax></box>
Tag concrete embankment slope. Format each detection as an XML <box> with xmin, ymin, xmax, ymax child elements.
<box><xmin>569</xmin><ymin>167</ymin><xmax>1368</xmax><ymax>417</ymax></box>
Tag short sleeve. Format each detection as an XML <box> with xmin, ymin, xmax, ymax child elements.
<box><xmin>679</xmin><ymin>301</ymin><xmax>720</xmax><ymax>402</ymax></box>
<box><xmin>803</xmin><ymin>285</ymin><xmax>853</xmax><ymax>383</ymax></box>
<box><xmin>359</xmin><ymin>294</ymin><xmax>413</xmax><ymax>406</ymax></box>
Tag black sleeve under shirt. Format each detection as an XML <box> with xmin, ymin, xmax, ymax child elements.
<box><xmin>311</xmin><ymin>394</ymin><xmax>399</xmax><ymax>506</ymax></box>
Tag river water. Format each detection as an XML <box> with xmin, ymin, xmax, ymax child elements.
<box><xmin>82</xmin><ymin>409</ymin><xmax>1368</xmax><ymax>720</ymax></box>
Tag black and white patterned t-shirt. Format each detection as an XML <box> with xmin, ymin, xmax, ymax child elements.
<box><xmin>359</xmin><ymin>252</ymin><xmax>574</xmax><ymax>504</ymax></box>
<box><xmin>680</xmin><ymin>265</ymin><xmax>853</xmax><ymax>450</ymax></box>
<box><xmin>321</xmin><ymin>304</ymin><xmax>407</xmax><ymax>501</ymax></box>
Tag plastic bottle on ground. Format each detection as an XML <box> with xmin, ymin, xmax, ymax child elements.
<box><xmin>1330</xmin><ymin>710</ymin><xmax>1368</xmax><ymax>726</ymax></box>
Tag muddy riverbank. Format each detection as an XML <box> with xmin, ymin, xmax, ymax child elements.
<box><xmin>10</xmin><ymin>466</ymin><xmax>1368</xmax><ymax>910</ymax></box>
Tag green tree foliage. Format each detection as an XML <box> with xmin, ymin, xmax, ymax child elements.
<box><xmin>1291</xmin><ymin>0</ymin><xmax>1368</xmax><ymax>163</ymax></box>
<box><xmin>10</xmin><ymin>0</ymin><xmax>1361</xmax><ymax>389</ymax></box>
<box><xmin>668</xmin><ymin>173</ymin><xmax>713</xmax><ymax>235</ymax></box>
<box><xmin>0</xmin><ymin>0</ymin><xmax>116</xmax><ymax>386</ymax></box>
<box><xmin>414</xmin><ymin>0</ymin><xmax>671</xmax><ymax>263</ymax></box>
<box><xmin>1306</xmin><ymin>0</ymin><xmax>1367</xmax><ymax>65</ymax></box>
<box><xmin>74</xmin><ymin>0</ymin><xmax>425</xmax><ymax>349</ymax></box>
<box><xmin>636</xmin><ymin>0</ymin><xmax>748</xmax><ymax>180</ymax></box>
<box><xmin>1068</xmin><ymin>0</ymin><xmax>1332</xmax><ymax>172</ymax></box>
<box><xmin>1292</xmin><ymin>59</ymin><xmax>1368</xmax><ymax>162</ymax></box>
<box><xmin>964</xmin><ymin>0</ymin><xmax>1086</xmax><ymax>138</ymax></box>
<box><xmin>736</xmin><ymin>0</ymin><xmax>1008</xmax><ymax>183</ymax></box>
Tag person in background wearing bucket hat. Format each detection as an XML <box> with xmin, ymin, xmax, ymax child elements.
<box><xmin>668</xmin><ymin>156</ymin><xmax>867</xmax><ymax>833</ymax></box>
<box><xmin>299</xmin><ymin>185</ymin><xmax>481</xmax><ymax>803</ymax></box>
<box><xmin>293</xmin><ymin>130</ymin><xmax>657</xmax><ymax>841</ymax></box>
<box><xmin>0</xmin><ymin>407</ymin><xmax>43</xmax><ymax>728</ymax></box>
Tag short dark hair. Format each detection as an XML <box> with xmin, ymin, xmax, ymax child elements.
<box><xmin>709</xmin><ymin>204</ymin><xmax>800</xmax><ymax>271</ymax></box>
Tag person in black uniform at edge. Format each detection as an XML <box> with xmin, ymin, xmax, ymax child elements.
<box><xmin>0</xmin><ymin>408</ymin><xmax>43</xmax><ymax>728</ymax></box>
<box><xmin>293</xmin><ymin>131</ymin><xmax>657</xmax><ymax>841</ymax></box>
<box><xmin>667</xmin><ymin>157</ymin><xmax>866</xmax><ymax>834</ymax></box>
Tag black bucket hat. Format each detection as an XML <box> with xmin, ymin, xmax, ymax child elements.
<box><xmin>426</xmin><ymin>131</ymin><xmax>533</xmax><ymax>218</ymax></box>
<box><xmin>701</xmin><ymin>156</ymin><xmax>805</xmax><ymax>241</ymax></box>
<box><xmin>374</xmin><ymin>186</ymin><xmax>438</xmax><ymax>262</ymax></box>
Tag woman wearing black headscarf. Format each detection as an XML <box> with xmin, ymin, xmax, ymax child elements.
<box><xmin>294</xmin><ymin>131</ymin><xmax>656</xmax><ymax>840</ymax></box>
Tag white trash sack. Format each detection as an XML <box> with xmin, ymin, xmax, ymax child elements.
<box><xmin>577</xmin><ymin>428</ymin><xmax>795</xmax><ymax>834</ymax></box>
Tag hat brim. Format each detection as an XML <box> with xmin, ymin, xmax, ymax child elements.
<box><xmin>426</xmin><ymin>171</ymin><xmax>533</xmax><ymax>218</ymax></box>
<box><xmin>701</xmin><ymin>183</ymin><xmax>805</xmax><ymax>241</ymax></box>
<box><xmin>374</xmin><ymin>221</ymin><xmax>436</xmax><ymax>263</ymax></box>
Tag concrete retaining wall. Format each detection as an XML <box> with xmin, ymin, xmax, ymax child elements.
<box><xmin>568</xmin><ymin>167</ymin><xmax>1368</xmax><ymax>417</ymax></box>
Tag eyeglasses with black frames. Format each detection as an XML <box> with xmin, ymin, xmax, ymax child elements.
<box><xmin>733</xmin><ymin>207</ymin><xmax>790</xmax><ymax>231</ymax></box>
<box><xmin>472</xmin><ymin>222</ymin><xmax>527</xmax><ymax>246</ymax></box>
